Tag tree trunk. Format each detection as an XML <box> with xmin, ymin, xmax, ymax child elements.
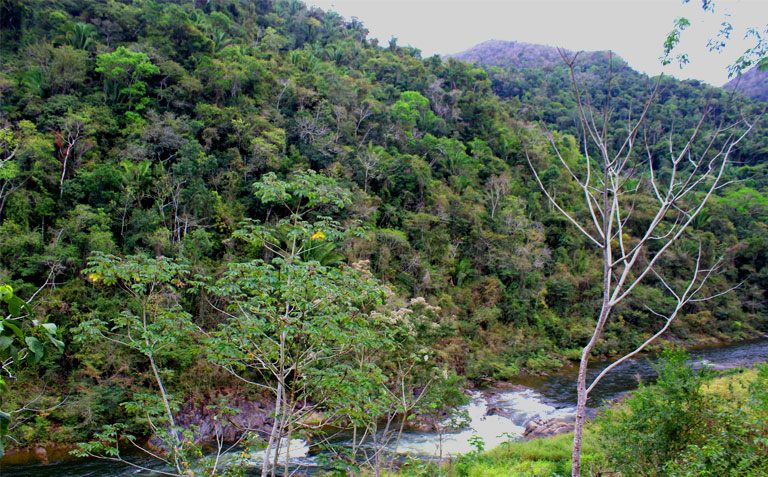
<box><xmin>261</xmin><ymin>381</ymin><xmax>282</xmax><ymax>477</ymax></box>
<box><xmin>571</xmin><ymin>352</ymin><xmax>589</xmax><ymax>477</ymax></box>
<box><xmin>573</xmin><ymin>203</ymin><xmax>612</xmax><ymax>476</ymax></box>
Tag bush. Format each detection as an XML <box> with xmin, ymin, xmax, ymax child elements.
<box><xmin>666</xmin><ymin>364</ymin><xmax>768</xmax><ymax>476</ymax></box>
<box><xmin>599</xmin><ymin>350</ymin><xmax>768</xmax><ymax>476</ymax></box>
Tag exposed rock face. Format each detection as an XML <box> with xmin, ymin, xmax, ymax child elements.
<box><xmin>33</xmin><ymin>447</ymin><xmax>48</xmax><ymax>464</ymax></box>
<box><xmin>522</xmin><ymin>417</ymin><xmax>573</xmax><ymax>438</ymax></box>
<box><xmin>146</xmin><ymin>392</ymin><xmax>275</xmax><ymax>451</ymax></box>
<box><xmin>176</xmin><ymin>398</ymin><xmax>274</xmax><ymax>444</ymax></box>
<box><xmin>177</xmin><ymin>395</ymin><xmax>274</xmax><ymax>444</ymax></box>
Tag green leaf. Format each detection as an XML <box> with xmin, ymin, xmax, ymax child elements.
<box><xmin>0</xmin><ymin>335</ymin><xmax>12</xmax><ymax>351</ymax></box>
<box><xmin>7</xmin><ymin>296</ymin><xmax>26</xmax><ymax>317</ymax></box>
<box><xmin>48</xmin><ymin>336</ymin><xmax>65</xmax><ymax>352</ymax></box>
<box><xmin>25</xmin><ymin>336</ymin><xmax>44</xmax><ymax>361</ymax></box>
<box><xmin>0</xmin><ymin>284</ymin><xmax>12</xmax><ymax>302</ymax></box>
<box><xmin>2</xmin><ymin>320</ymin><xmax>23</xmax><ymax>342</ymax></box>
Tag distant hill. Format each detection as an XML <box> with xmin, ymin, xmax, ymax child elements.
<box><xmin>448</xmin><ymin>39</ymin><xmax>768</xmax><ymax>167</ymax></box>
<box><xmin>456</xmin><ymin>40</ymin><xmax>768</xmax><ymax>107</ymax></box>
<box><xmin>724</xmin><ymin>66</ymin><xmax>768</xmax><ymax>103</ymax></box>
<box><xmin>450</xmin><ymin>39</ymin><xmax>622</xmax><ymax>70</ymax></box>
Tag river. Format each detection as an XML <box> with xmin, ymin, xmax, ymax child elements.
<box><xmin>3</xmin><ymin>338</ymin><xmax>767</xmax><ymax>476</ymax></box>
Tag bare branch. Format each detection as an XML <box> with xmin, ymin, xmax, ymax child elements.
<box><xmin>524</xmin><ymin>143</ymin><xmax>603</xmax><ymax>247</ymax></box>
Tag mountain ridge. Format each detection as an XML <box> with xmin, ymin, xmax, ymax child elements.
<box><xmin>724</xmin><ymin>65</ymin><xmax>768</xmax><ymax>103</ymax></box>
<box><xmin>449</xmin><ymin>39</ymin><xmax>625</xmax><ymax>71</ymax></box>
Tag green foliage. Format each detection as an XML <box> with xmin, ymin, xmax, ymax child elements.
<box><xmin>599</xmin><ymin>351</ymin><xmax>768</xmax><ymax>476</ymax></box>
<box><xmin>73</xmin><ymin>253</ymin><xmax>202</xmax><ymax>475</ymax></box>
<box><xmin>96</xmin><ymin>46</ymin><xmax>159</xmax><ymax>110</ymax></box>
<box><xmin>392</xmin><ymin>91</ymin><xmax>439</xmax><ymax>134</ymax></box>
<box><xmin>0</xmin><ymin>286</ymin><xmax>64</xmax><ymax>363</ymax></box>
<box><xmin>0</xmin><ymin>0</ymin><xmax>766</xmax><ymax>462</ymax></box>
<box><xmin>598</xmin><ymin>349</ymin><xmax>712</xmax><ymax>475</ymax></box>
<box><xmin>661</xmin><ymin>365</ymin><xmax>768</xmax><ymax>476</ymax></box>
<box><xmin>253</xmin><ymin>169</ymin><xmax>352</xmax><ymax>212</ymax></box>
<box><xmin>0</xmin><ymin>284</ymin><xmax>63</xmax><ymax>458</ymax></box>
<box><xmin>65</xmin><ymin>22</ymin><xmax>96</xmax><ymax>51</ymax></box>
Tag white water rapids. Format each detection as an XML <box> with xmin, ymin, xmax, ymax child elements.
<box><xmin>381</xmin><ymin>388</ymin><xmax>574</xmax><ymax>458</ymax></box>
<box><xmin>232</xmin><ymin>387</ymin><xmax>575</xmax><ymax>470</ymax></box>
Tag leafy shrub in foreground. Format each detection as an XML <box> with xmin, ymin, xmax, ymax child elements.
<box><xmin>599</xmin><ymin>349</ymin><xmax>768</xmax><ymax>476</ymax></box>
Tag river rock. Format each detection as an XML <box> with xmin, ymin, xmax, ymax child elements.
<box><xmin>147</xmin><ymin>391</ymin><xmax>276</xmax><ymax>451</ymax></box>
<box><xmin>522</xmin><ymin>417</ymin><xmax>573</xmax><ymax>438</ymax></box>
<box><xmin>33</xmin><ymin>447</ymin><xmax>48</xmax><ymax>464</ymax></box>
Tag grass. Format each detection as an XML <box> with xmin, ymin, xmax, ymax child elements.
<box><xmin>447</xmin><ymin>429</ymin><xmax>602</xmax><ymax>477</ymax></box>
<box><xmin>702</xmin><ymin>367</ymin><xmax>757</xmax><ymax>399</ymax></box>
<box><xmin>386</xmin><ymin>429</ymin><xmax>602</xmax><ymax>476</ymax></box>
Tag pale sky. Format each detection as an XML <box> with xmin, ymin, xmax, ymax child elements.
<box><xmin>308</xmin><ymin>0</ymin><xmax>767</xmax><ymax>86</ymax></box>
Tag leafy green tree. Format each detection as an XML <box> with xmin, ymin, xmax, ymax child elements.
<box><xmin>65</xmin><ymin>22</ymin><xmax>97</xmax><ymax>51</ymax></box>
<box><xmin>0</xmin><ymin>127</ymin><xmax>21</xmax><ymax>218</ymax></box>
<box><xmin>95</xmin><ymin>46</ymin><xmax>159</xmax><ymax>111</ymax></box>
<box><xmin>74</xmin><ymin>253</ymin><xmax>205</xmax><ymax>475</ymax></box>
<box><xmin>0</xmin><ymin>284</ymin><xmax>63</xmax><ymax>458</ymax></box>
<box><xmin>208</xmin><ymin>170</ymin><xmax>374</xmax><ymax>476</ymax></box>
<box><xmin>321</xmin><ymin>290</ymin><xmax>464</xmax><ymax>476</ymax></box>
<box><xmin>22</xmin><ymin>42</ymin><xmax>88</xmax><ymax>95</ymax></box>
<box><xmin>209</xmin><ymin>257</ymin><xmax>386</xmax><ymax>477</ymax></box>
<box><xmin>392</xmin><ymin>91</ymin><xmax>438</xmax><ymax>137</ymax></box>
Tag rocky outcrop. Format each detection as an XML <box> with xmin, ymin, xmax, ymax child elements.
<box><xmin>164</xmin><ymin>392</ymin><xmax>275</xmax><ymax>446</ymax></box>
<box><xmin>522</xmin><ymin>418</ymin><xmax>573</xmax><ymax>438</ymax></box>
<box><xmin>33</xmin><ymin>447</ymin><xmax>49</xmax><ymax>464</ymax></box>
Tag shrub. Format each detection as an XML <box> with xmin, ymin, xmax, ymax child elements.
<box><xmin>599</xmin><ymin>350</ymin><xmax>768</xmax><ymax>476</ymax></box>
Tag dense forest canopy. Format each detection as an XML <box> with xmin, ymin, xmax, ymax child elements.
<box><xmin>0</xmin><ymin>0</ymin><xmax>766</xmax><ymax>463</ymax></box>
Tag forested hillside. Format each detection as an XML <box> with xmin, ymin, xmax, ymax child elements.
<box><xmin>451</xmin><ymin>39</ymin><xmax>614</xmax><ymax>70</ymax></box>
<box><xmin>453</xmin><ymin>40</ymin><xmax>768</xmax><ymax>160</ymax></box>
<box><xmin>0</xmin><ymin>0</ymin><xmax>767</xmax><ymax>459</ymax></box>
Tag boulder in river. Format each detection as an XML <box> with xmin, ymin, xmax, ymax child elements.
<box><xmin>522</xmin><ymin>417</ymin><xmax>573</xmax><ymax>438</ymax></box>
<box><xmin>33</xmin><ymin>447</ymin><xmax>48</xmax><ymax>464</ymax></box>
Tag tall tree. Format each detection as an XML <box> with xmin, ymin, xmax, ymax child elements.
<box><xmin>74</xmin><ymin>254</ymin><xmax>204</xmax><ymax>475</ymax></box>
<box><xmin>525</xmin><ymin>49</ymin><xmax>761</xmax><ymax>476</ymax></box>
<box><xmin>208</xmin><ymin>170</ymin><xmax>376</xmax><ymax>477</ymax></box>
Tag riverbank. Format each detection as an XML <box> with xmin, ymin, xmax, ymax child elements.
<box><xmin>392</xmin><ymin>364</ymin><xmax>767</xmax><ymax>476</ymax></box>
<box><xmin>3</xmin><ymin>338</ymin><xmax>767</xmax><ymax>474</ymax></box>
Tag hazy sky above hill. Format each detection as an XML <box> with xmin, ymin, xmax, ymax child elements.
<box><xmin>308</xmin><ymin>0</ymin><xmax>766</xmax><ymax>86</ymax></box>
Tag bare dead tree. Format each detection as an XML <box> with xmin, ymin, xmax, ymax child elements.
<box><xmin>275</xmin><ymin>79</ymin><xmax>290</xmax><ymax>112</ymax></box>
<box><xmin>524</xmin><ymin>49</ymin><xmax>761</xmax><ymax>476</ymax></box>
<box><xmin>357</xmin><ymin>142</ymin><xmax>381</xmax><ymax>194</ymax></box>
<box><xmin>295</xmin><ymin>110</ymin><xmax>331</xmax><ymax>145</ymax></box>
<box><xmin>53</xmin><ymin>114</ymin><xmax>92</xmax><ymax>196</ymax></box>
<box><xmin>354</xmin><ymin>101</ymin><xmax>374</xmax><ymax>137</ymax></box>
<box><xmin>486</xmin><ymin>173</ymin><xmax>510</xmax><ymax>220</ymax></box>
<box><xmin>151</xmin><ymin>171</ymin><xmax>190</xmax><ymax>245</ymax></box>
